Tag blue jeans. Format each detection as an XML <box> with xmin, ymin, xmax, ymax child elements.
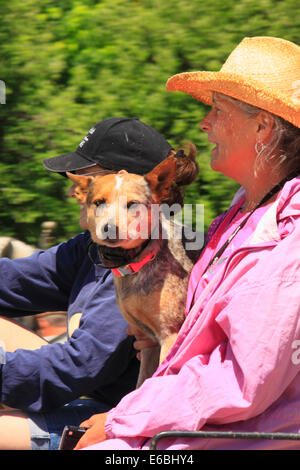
<box><xmin>27</xmin><ymin>398</ymin><xmax>111</xmax><ymax>450</ymax></box>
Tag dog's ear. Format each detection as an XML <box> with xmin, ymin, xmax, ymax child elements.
<box><xmin>66</xmin><ymin>172</ymin><xmax>93</xmax><ymax>204</ymax></box>
<box><xmin>144</xmin><ymin>156</ymin><xmax>177</xmax><ymax>202</ymax></box>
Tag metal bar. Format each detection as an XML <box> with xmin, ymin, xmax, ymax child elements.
<box><xmin>149</xmin><ymin>430</ymin><xmax>300</xmax><ymax>450</ymax></box>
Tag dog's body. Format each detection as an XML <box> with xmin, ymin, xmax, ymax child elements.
<box><xmin>68</xmin><ymin>156</ymin><xmax>201</xmax><ymax>386</ymax></box>
<box><xmin>112</xmin><ymin>216</ymin><xmax>200</xmax><ymax>385</ymax></box>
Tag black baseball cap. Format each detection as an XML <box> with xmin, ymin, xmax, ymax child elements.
<box><xmin>43</xmin><ymin>117</ymin><xmax>173</xmax><ymax>175</ymax></box>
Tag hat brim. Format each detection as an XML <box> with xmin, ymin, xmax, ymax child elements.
<box><xmin>43</xmin><ymin>151</ymin><xmax>97</xmax><ymax>174</ymax></box>
<box><xmin>167</xmin><ymin>71</ymin><xmax>300</xmax><ymax>128</ymax></box>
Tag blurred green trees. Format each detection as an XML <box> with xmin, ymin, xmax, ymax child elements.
<box><xmin>0</xmin><ymin>0</ymin><xmax>299</xmax><ymax>244</ymax></box>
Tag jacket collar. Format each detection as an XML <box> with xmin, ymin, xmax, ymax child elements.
<box><xmin>232</xmin><ymin>175</ymin><xmax>300</xmax><ymax>245</ymax></box>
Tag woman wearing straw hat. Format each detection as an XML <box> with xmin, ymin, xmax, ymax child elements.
<box><xmin>76</xmin><ymin>37</ymin><xmax>300</xmax><ymax>451</ymax></box>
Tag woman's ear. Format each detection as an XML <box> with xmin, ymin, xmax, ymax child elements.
<box><xmin>255</xmin><ymin>111</ymin><xmax>276</xmax><ymax>145</ymax></box>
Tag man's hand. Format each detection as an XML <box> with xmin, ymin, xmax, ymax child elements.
<box><xmin>127</xmin><ymin>325</ymin><xmax>158</xmax><ymax>360</ymax></box>
<box><xmin>74</xmin><ymin>412</ymin><xmax>108</xmax><ymax>450</ymax></box>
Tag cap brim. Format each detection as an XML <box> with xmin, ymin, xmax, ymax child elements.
<box><xmin>43</xmin><ymin>151</ymin><xmax>96</xmax><ymax>173</ymax></box>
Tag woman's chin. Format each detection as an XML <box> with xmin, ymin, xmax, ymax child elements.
<box><xmin>210</xmin><ymin>156</ymin><xmax>220</xmax><ymax>171</ymax></box>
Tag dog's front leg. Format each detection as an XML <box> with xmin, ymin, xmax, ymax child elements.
<box><xmin>136</xmin><ymin>345</ymin><xmax>161</xmax><ymax>388</ymax></box>
<box><xmin>159</xmin><ymin>333</ymin><xmax>178</xmax><ymax>364</ymax></box>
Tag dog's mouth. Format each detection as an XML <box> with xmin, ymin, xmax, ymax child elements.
<box><xmin>89</xmin><ymin>240</ymin><xmax>151</xmax><ymax>268</ymax></box>
<box><xmin>100</xmin><ymin>238</ymin><xmax>121</xmax><ymax>246</ymax></box>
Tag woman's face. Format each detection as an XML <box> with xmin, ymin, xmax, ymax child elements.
<box><xmin>200</xmin><ymin>94</ymin><xmax>258</xmax><ymax>183</ymax></box>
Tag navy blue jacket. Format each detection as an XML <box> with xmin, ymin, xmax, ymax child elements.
<box><xmin>0</xmin><ymin>231</ymin><xmax>139</xmax><ymax>412</ymax></box>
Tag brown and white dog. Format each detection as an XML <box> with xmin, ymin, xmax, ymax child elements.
<box><xmin>67</xmin><ymin>155</ymin><xmax>201</xmax><ymax>386</ymax></box>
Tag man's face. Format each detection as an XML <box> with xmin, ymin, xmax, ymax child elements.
<box><xmin>68</xmin><ymin>165</ymin><xmax>108</xmax><ymax>229</ymax></box>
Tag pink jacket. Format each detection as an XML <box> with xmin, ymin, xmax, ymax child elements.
<box><xmin>86</xmin><ymin>177</ymin><xmax>300</xmax><ymax>450</ymax></box>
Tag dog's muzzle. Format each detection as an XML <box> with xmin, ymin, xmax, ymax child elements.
<box><xmin>100</xmin><ymin>222</ymin><xmax>119</xmax><ymax>242</ymax></box>
<box><xmin>88</xmin><ymin>239</ymin><xmax>152</xmax><ymax>268</ymax></box>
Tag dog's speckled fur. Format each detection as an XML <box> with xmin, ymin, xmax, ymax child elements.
<box><xmin>67</xmin><ymin>157</ymin><xmax>201</xmax><ymax>386</ymax></box>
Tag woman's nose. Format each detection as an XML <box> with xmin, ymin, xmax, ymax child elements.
<box><xmin>200</xmin><ymin>111</ymin><xmax>212</xmax><ymax>133</ymax></box>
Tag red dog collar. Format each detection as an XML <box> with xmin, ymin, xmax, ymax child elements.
<box><xmin>111</xmin><ymin>251</ymin><xmax>156</xmax><ymax>277</ymax></box>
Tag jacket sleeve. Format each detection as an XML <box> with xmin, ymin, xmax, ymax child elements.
<box><xmin>103</xmin><ymin>218</ymin><xmax>300</xmax><ymax>439</ymax></box>
<box><xmin>1</xmin><ymin>282</ymin><xmax>132</xmax><ymax>412</ymax></box>
<box><xmin>0</xmin><ymin>233</ymin><xmax>136</xmax><ymax>412</ymax></box>
<box><xmin>0</xmin><ymin>233</ymin><xmax>86</xmax><ymax>316</ymax></box>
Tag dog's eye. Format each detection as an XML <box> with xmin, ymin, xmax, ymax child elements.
<box><xmin>93</xmin><ymin>199</ymin><xmax>106</xmax><ymax>208</ymax></box>
<box><xmin>127</xmin><ymin>200</ymin><xmax>141</xmax><ymax>210</ymax></box>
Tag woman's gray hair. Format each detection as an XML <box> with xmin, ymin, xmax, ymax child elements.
<box><xmin>214</xmin><ymin>92</ymin><xmax>300</xmax><ymax>177</ymax></box>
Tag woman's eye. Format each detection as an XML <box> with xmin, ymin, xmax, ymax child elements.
<box><xmin>93</xmin><ymin>199</ymin><xmax>106</xmax><ymax>208</ymax></box>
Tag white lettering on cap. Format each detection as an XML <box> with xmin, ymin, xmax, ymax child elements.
<box><xmin>78</xmin><ymin>127</ymin><xmax>96</xmax><ymax>148</ymax></box>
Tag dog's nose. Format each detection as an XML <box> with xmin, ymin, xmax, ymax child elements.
<box><xmin>102</xmin><ymin>223</ymin><xmax>119</xmax><ymax>240</ymax></box>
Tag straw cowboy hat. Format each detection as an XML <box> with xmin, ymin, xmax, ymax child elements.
<box><xmin>166</xmin><ymin>36</ymin><xmax>300</xmax><ymax>128</ymax></box>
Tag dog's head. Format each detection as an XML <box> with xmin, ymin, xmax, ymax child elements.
<box><xmin>67</xmin><ymin>156</ymin><xmax>177</xmax><ymax>249</ymax></box>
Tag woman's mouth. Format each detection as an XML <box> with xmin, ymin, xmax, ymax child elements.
<box><xmin>208</xmin><ymin>139</ymin><xmax>218</xmax><ymax>153</ymax></box>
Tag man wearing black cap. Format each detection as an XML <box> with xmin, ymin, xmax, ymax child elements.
<box><xmin>43</xmin><ymin>117</ymin><xmax>172</xmax><ymax>175</ymax></box>
<box><xmin>0</xmin><ymin>118</ymin><xmax>172</xmax><ymax>450</ymax></box>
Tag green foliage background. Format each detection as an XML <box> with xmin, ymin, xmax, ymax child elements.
<box><xmin>0</xmin><ymin>0</ymin><xmax>299</xmax><ymax>244</ymax></box>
